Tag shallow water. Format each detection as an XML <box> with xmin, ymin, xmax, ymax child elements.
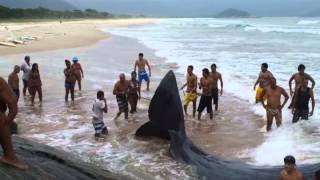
<box><xmin>107</xmin><ymin>17</ymin><xmax>320</xmax><ymax>166</ymax></box>
<box><xmin>1</xmin><ymin>17</ymin><xmax>319</xmax><ymax>179</ymax></box>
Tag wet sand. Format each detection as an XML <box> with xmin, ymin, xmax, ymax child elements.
<box><xmin>0</xmin><ymin>18</ymin><xmax>157</xmax><ymax>55</ymax></box>
<box><xmin>0</xmin><ymin>35</ymin><xmax>266</xmax><ymax>179</ymax></box>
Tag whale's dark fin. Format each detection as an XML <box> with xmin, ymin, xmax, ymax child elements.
<box><xmin>135</xmin><ymin>70</ymin><xmax>186</xmax><ymax>140</ymax></box>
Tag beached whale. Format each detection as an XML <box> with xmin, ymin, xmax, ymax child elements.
<box><xmin>0</xmin><ymin>136</ymin><xmax>130</xmax><ymax>180</ymax></box>
<box><xmin>136</xmin><ymin>70</ymin><xmax>320</xmax><ymax>180</ymax></box>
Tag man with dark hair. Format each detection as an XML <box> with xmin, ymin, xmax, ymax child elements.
<box><xmin>280</xmin><ymin>155</ymin><xmax>305</xmax><ymax>180</ymax></box>
<box><xmin>289</xmin><ymin>64</ymin><xmax>315</xmax><ymax>108</ymax></box>
<box><xmin>292</xmin><ymin>78</ymin><xmax>315</xmax><ymax>123</ymax></box>
<box><xmin>113</xmin><ymin>73</ymin><xmax>130</xmax><ymax>120</ymax></box>
<box><xmin>254</xmin><ymin>63</ymin><xmax>274</xmax><ymax>103</ymax></box>
<box><xmin>20</xmin><ymin>55</ymin><xmax>32</xmax><ymax>96</ymax></box>
<box><xmin>8</xmin><ymin>65</ymin><xmax>21</xmax><ymax>99</ymax></box>
<box><xmin>180</xmin><ymin>65</ymin><xmax>198</xmax><ymax>117</ymax></box>
<box><xmin>92</xmin><ymin>91</ymin><xmax>108</xmax><ymax>139</ymax></box>
<box><xmin>134</xmin><ymin>53</ymin><xmax>151</xmax><ymax>91</ymax></box>
<box><xmin>198</xmin><ymin>68</ymin><xmax>213</xmax><ymax>120</ymax></box>
<box><xmin>209</xmin><ymin>64</ymin><xmax>223</xmax><ymax>111</ymax></box>
<box><xmin>261</xmin><ymin>77</ymin><xmax>289</xmax><ymax>131</ymax></box>
<box><xmin>128</xmin><ymin>71</ymin><xmax>140</xmax><ymax>114</ymax></box>
<box><xmin>0</xmin><ymin>77</ymin><xmax>27</xmax><ymax>169</ymax></box>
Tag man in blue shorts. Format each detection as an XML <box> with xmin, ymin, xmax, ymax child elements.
<box><xmin>134</xmin><ymin>53</ymin><xmax>151</xmax><ymax>91</ymax></box>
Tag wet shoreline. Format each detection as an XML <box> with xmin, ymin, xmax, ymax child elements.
<box><xmin>0</xmin><ymin>34</ymin><xmax>267</xmax><ymax>179</ymax></box>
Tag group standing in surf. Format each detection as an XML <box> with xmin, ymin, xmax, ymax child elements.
<box><xmin>0</xmin><ymin>51</ymin><xmax>317</xmax><ymax>178</ymax></box>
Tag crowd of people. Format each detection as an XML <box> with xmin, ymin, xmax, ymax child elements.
<box><xmin>0</xmin><ymin>52</ymin><xmax>318</xmax><ymax>179</ymax></box>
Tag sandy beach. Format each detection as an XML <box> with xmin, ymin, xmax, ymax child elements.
<box><xmin>0</xmin><ymin>18</ymin><xmax>157</xmax><ymax>55</ymax></box>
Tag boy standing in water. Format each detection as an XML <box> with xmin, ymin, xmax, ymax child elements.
<box><xmin>92</xmin><ymin>91</ymin><xmax>108</xmax><ymax>139</ymax></box>
<box><xmin>128</xmin><ymin>71</ymin><xmax>140</xmax><ymax>114</ymax></box>
<box><xmin>134</xmin><ymin>53</ymin><xmax>151</xmax><ymax>91</ymax></box>
<box><xmin>180</xmin><ymin>65</ymin><xmax>198</xmax><ymax>117</ymax></box>
<box><xmin>8</xmin><ymin>65</ymin><xmax>21</xmax><ymax>99</ymax></box>
<box><xmin>280</xmin><ymin>155</ymin><xmax>305</xmax><ymax>180</ymax></box>
<box><xmin>261</xmin><ymin>77</ymin><xmax>289</xmax><ymax>131</ymax></box>
<box><xmin>198</xmin><ymin>68</ymin><xmax>213</xmax><ymax>120</ymax></box>
<box><xmin>64</xmin><ymin>60</ymin><xmax>76</xmax><ymax>102</ymax></box>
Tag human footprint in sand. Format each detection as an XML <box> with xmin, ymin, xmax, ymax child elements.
<box><xmin>0</xmin><ymin>77</ymin><xmax>27</xmax><ymax>170</ymax></box>
<box><xmin>261</xmin><ymin>77</ymin><xmax>289</xmax><ymax>131</ymax></box>
<box><xmin>134</xmin><ymin>53</ymin><xmax>151</xmax><ymax>91</ymax></box>
<box><xmin>113</xmin><ymin>73</ymin><xmax>130</xmax><ymax>120</ymax></box>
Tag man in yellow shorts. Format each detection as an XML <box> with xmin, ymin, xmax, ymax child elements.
<box><xmin>253</xmin><ymin>63</ymin><xmax>274</xmax><ymax>103</ymax></box>
<box><xmin>180</xmin><ymin>65</ymin><xmax>198</xmax><ymax>117</ymax></box>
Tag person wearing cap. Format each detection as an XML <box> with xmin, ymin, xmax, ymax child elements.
<box><xmin>71</xmin><ymin>57</ymin><xmax>84</xmax><ymax>91</ymax></box>
<box><xmin>280</xmin><ymin>155</ymin><xmax>305</xmax><ymax>180</ymax></box>
<box><xmin>20</xmin><ymin>56</ymin><xmax>32</xmax><ymax>96</ymax></box>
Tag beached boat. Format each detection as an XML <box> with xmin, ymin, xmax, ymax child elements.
<box><xmin>0</xmin><ymin>41</ymin><xmax>16</xmax><ymax>47</ymax></box>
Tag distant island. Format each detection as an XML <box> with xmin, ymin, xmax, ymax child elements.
<box><xmin>0</xmin><ymin>5</ymin><xmax>113</xmax><ymax>19</ymax></box>
<box><xmin>303</xmin><ymin>8</ymin><xmax>320</xmax><ymax>17</ymax></box>
<box><xmin>215</xmin><ymin>8</ymin><xmax>251</xmax><ymax>18</ymax></box>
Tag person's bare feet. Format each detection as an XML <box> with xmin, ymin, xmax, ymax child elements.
<box><xmin>0</xmin><ymin>157</ymin><xmax>28</xmax><ymax>170</ymax></box>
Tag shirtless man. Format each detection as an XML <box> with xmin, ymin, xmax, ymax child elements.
<box><xmin>180</xmin><ymin>65</ymin><xmax>197</xmax><ymax>117</ymax></box>
<box><xmin>280</xmin><ymin>155</ymin><xmax>305</xmax><ymax>180</ymax></box>
<box><xmin>261</xmin><ymin>78</ymin><xmax>289</xmax><ymax>131</ymax></box>
<box><xmin>134</xmin><ymin>53</ymin><xmax>151</xmax><ymax>91</ymax></box>
<box><xmin>292</xmin><ymin>78</ymin><xmax>315</xmax><ymax>123</ymax></box>
<box><xmin>253</xmin><ymin>63</ymin><xmax>274</xmax><ymax>103</ymax></box>
<box><xmin>210</xmin><ymin>64</ymin><xmax>223</xmax><ymax>111</ymax></box>
<box><xmin>198</xmin><ymin>68</ymin><xmax>213</xmax><ymax>120</ymax></box>
<box><xmin>289</xmin><ymin>64</ymin><xmax>315</xmax><ymax>108</ymax></box>
<box><xmin>0</xmin><ymin>77</ymin><xmax>27</xmax><ymax>169</ymax></box>
<box><xmin>8</xmin><ymin>65</ymin><xmax>21</xmax><ymax>99</ymax></box>
<box><xmin>113</xmin><ymin>73</ymin><xmax>130</xmax><ymax>120</ymax></box>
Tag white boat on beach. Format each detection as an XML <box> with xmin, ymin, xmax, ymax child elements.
<box><xmin>0</xmin><ymin>41</ymin><xmax>16</xmax><ymax>47</ymax></box>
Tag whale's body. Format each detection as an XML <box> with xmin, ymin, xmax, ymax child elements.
<box><xmin>136</xmin><ymin>71</ymin><xmax>320</xmax><ymax>179</ymax></box>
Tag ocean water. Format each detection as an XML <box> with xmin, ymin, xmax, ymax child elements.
<box><xmin>106</xmin><ymin>17</ymin><xmax>320</xmax><ymax>166</ymax></box>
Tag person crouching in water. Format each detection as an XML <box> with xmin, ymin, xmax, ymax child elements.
<box><xmin>28</xmin><ymin>63</ymin><xmax>42</xmax><ymax>105</ymax></box>
<box><xmin>292</xmin><ymin>78</ymin><xmax>315</xmax><ymax>123</ymax></box>
<box><xmin>128</xmin><ymin>71</ymin><xmax>140</xmax><ymax>114</ymax></box>
<box><xmin>64</xmin><ymin>60</ymin><xmax>76</xmax><ymax>102</ymax></box>
<box><xmin>261</xmin><ymin>77</ymin><xmax>289</xmax><ymax>131</ymax></box>
<box><xmin>198</xmin><ymin>68</ymin><xmax>213</xmax><ymax>120</ymax></box>
<box><xmin>92</xmin><ymin>91</ymin><xmax>108</xmax><ymax>139</ymax></box>
<box><xmin>113</xmin><ymin>73</ymin><xmax>129</xmax><ymax>120</ymax></box>
<box><xmin>280</xmin><ymin>155</ymin><xmax>305</xmax><ymax>180</ymax></box>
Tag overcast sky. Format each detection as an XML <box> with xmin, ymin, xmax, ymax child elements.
<box><xmin>65</xmin><ymin>0</ymin><xmax>320</xmax><ymax>17</ymax></box>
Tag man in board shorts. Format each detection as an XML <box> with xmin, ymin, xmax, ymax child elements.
<box><xmin>198</xmin><ymin>68</ymin><xmax>213</xmax><ymax>120</ymax></box>
<box><xmin>134</xmin><ymin>53</ymin><xmax>151</xmax><ymax>91</ymax></box>
<box><xmin>180</xmin><ymin>65</ymin><xmax>198</xmax><ymax>117</ymax></box>
<box><xmin>253</xmin><ymin>63</ymin><xmax>274</xmax><ymax>103</ymax></box>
